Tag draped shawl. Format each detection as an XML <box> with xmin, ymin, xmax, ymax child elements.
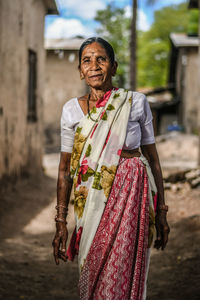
<box><xmin>69</xmin><ymin>88</ymin><xmax>156</xmax><ymax>271</ymax></box>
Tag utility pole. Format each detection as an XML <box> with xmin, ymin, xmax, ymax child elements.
<box><xmin>130</xmin><ymin>0</ymin><xmax>137</xmax><ymax>90</ymax></box>
<box><xmin>198</xmin><ymin>0</ymin><xmax>200</xmax><ymax>165</ymax></box>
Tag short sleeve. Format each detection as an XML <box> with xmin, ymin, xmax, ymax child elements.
<box><xmin>60</xmin><ymin>104</ymin><xmax>75</xmax><ymax>153</ymax></box>
<box><xmin>140</xmin><ymin>96</ymin><xmax>155</xmax><ymax>145</ymax></box>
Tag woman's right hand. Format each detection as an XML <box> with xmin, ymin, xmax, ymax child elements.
<box><xmin>52</xmin><ymin>222</ymin><xmax>68</xmax><ymax>265</ymax></box>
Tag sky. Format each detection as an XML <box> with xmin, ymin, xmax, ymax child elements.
<box><xmin>45</xmin><ymin>0</ymin><xmax>186</xmax><ymax>39</ymax></box>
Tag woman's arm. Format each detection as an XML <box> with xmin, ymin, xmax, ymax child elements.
<box><xmin>141</xmin><ymin>143</ymin><xmax>164</xmax><ymax>205</ymax></box>
<box><xmin>52</xmin><ymin>152</ymin><xmax>73</xmax><ymax>265</ymax></box>
<box><xmin>141</xmin><ymin>143</ymin><xmax>170</xmax><ymax>250</ymax></box>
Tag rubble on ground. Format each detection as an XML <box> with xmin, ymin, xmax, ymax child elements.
<box><xmin>163</xmin><ymin>168</ymin><xmax>200</xmax><ymax>190</ymax></box>
<box><xmin>155</xmin><ymin>131</ymin><xmax>199</xmax><ymax>190</ymax></box>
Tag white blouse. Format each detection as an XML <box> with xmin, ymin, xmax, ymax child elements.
<box><xmin>60</xmin><ymin>92</ymin><xmax>155</xmax><ymax>153</ymax></box>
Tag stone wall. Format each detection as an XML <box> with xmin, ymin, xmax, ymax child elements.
<box><xmin>0</xmin><ymin>0</ymin><xmax>46</xmax><ymax>179</ymax></box>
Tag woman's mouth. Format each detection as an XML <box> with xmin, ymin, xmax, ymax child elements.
<box><xmin>89</xmin><ymin>74</ymin><xmax>103</xmax><ymax>80</ymax></box>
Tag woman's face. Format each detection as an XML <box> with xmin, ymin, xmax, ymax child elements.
<box><xmin>79</xmin><ymin>42</ymin><xmax>117</xmax><ymax>89</ymax></box>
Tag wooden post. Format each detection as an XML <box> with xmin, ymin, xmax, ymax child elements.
<box><xmin>198</xmin><ymin>0</ymin><xmax>200</xmax><ymax>165</ymax></box>
<box><xmin>130</xmin><ymin>0</ymin><xmax>137</xmax><ymax>90</ymax></box>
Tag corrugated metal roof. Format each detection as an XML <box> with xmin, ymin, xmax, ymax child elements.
<box><xmin>45</xmin><ymin>38</ymin><xmax>85</xmax><ymax>50</ymax></box>
<box><xmin>43</xmin><ymin>0</ymin><xmax>59</xmax><ymax>15</ymax></box>
<box><xmin>170</xmin><ymin>33</ymin><xmax>199</xmax><ymax>47</ymax></box>
<box><xmin>188</xmin><ymin>0</ymin><xmax>198</xmax><ymax>8</ymax></box>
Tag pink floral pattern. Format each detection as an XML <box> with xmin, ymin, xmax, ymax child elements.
<box><xmin>67</xmin><ymin>226</ymin><xmax>83</xmax><ymax>261</ymax></box>
<box><xmin>77</xmin><ymin>157</ymin><xmax>89</xmax><ymax>185</ymax></box>
<box><xmin>117</xmin><ymin>149</ymin><xmax>122</xmax><ymax>156</ymax></box>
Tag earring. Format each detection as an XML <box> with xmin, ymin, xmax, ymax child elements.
<box><xmin>80</xmin><ymin>74</ymin><xmax>84</xmax><ymax>80</ymax></box>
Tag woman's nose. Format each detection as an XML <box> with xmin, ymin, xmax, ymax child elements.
<box><xmin>90</xmin><ymin>59</ymin><xmax>100</xmax><ymax>70</ymax></box>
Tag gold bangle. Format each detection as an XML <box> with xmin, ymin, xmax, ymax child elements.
<box><xmin>55</xmin><ymin>205</ymin><xmax>68</xmax><ymax>210</ymax></box>
<box><xmin>55</xmin><ymin>215</ymin><xmax>67</xmax><ymax>224</ymax></box>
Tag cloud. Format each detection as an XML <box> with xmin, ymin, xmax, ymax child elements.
<box><xmin>125</xmin><ymin>6</ymin><xmax>150</xmax><ymax>32</ymax></box>
<box><xmin>138</xmin><ymin>10</ymin><xmax>150</xmax><ymax>31</ymax></box>
<box><xmin>57</xmin><ymin>0</ymin><xmax>106</xmax><ymax>19</ymax></box>
<box><xmin>45</xmin><ymin>18</ymin><xmax>94</xmax><ymax>38</ymax></box>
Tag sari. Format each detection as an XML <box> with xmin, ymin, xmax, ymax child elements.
<box><xmin>67</xmin><ymin>88</ymin><xmax>156</xmax><ymax>299</ymax></box>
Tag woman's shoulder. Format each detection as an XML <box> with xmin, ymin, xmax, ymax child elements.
<box><xmin>62</xmin><ymin>97</ymin><xmax>78</xmax><ymax>112</ymax></box>
<box><xmin>131</xmin><ymin>91</ymin><xmax>146</xmax><ymax>103</ymax></box>
<box><xmin>130</xmin><ymin>91</ymin><xmax>147</xmax><ymax>111</ymax></box>
<box><xmin>61</xmin><ymin>97</ymin><xmax>82</xmax><ymax>125</ymax></box>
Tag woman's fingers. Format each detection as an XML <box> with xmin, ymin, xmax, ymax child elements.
<box><xmin>52</xmin><ymin>238</ymin><xmax>68</xmax><ymax>264</ymax></box>
<box><xmin>161</xmin><ymin>224</ymin><xmax>170</xmax><ymax>250</ymax></box>
<box><xmin>154</xmin><ymin>223</ymin><xmax>170</xmax><ymax>250</ymax></box>
<box><xmin>52</xmin><ymin>238</ymin><xmax>60</xmax><ymax>265</ymax></box>
<box><xmin>58</xmin><ymin>249</ymin><xmax>67</xmax><ymax>261</ymax></box>
<box><xmin>60</xmin><ymin>237</ymin><xmax>68</xmax><ymax>260</ymax></box>
<box><xmin>52</xmin><ymin>227</ymin><xmax>68</xmax><ymax>264</ymax></box>
<box><xmin>154</xmin><ymin>217</ymin><xmax>162</xmax><ymax>249</ymax></box>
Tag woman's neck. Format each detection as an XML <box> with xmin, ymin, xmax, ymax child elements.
<box><xmin>89</xmin><ymin>84</ymin><xmax>113</xmax><ymax>101</ymax></box>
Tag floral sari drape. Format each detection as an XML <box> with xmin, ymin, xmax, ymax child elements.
<box><xmin>68</xmin><ymin>88</ymin><xmax>156</xmax><ymax>277</ymax></box>
<box><xmin>69</xmin><ymin>88</ymin><xmax>133</xmax><ymax>270</ymax></box>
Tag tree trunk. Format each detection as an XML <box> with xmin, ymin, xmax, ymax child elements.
<box><xmin>130</xmin><ymin>0</ymin><xmax>137</xmax><ymax>90</ymax></box>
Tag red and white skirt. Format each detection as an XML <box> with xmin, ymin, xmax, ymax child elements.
<box><xmin>68</xmin><ymin>157</ymin><xmax>151</xmax><ymax>299</ymax></box>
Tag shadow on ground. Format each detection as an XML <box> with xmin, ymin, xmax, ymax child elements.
<box><xmin>0</xmin><ymin>174</ymin><xmax>79</xmax><ymax>300</ymax></box>
<box><xmin>0</xmin><ymin>153</ymin><xmax>200</xmax><ymax>299</ymax></box>
<box><xmin>147</xmin><ymin>215</ymin><xmax>200</xmax><ymax>300</ymax></box>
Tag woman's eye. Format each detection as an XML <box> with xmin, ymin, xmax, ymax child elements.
<box><xmin>98</xmin><ymin>57</ymin><xmax>106</xmax><ymax>62</ymax></box>
<box><xmin>83</xmin><ymin>59</ymin><xmax>90</xmax><ymax>63</ymax></box>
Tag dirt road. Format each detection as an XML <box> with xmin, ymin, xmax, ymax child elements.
<box><xmin>0</xmin><ymin>134</ymin><xmax>200</xmax><ymax>300</ymax></box>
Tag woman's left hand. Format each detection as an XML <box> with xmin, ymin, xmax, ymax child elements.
<box><xmin>154</xmin><ymin>211</ymin><xmax>170</xmax><ymax>250</ymax></box>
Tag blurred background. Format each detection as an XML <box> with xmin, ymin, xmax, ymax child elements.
<box><xmin>0</xmin><ymin>0</ymin><xmax>200</xmax><ymax>299</ymax></box>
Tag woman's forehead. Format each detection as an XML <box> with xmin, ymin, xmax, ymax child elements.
<box><xmin>82</xmin><ymin>42</ymin><xmax>107</xmax><ymax>57</ymax></box>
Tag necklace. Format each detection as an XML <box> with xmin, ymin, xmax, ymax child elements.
<box><xmin>87</xmin><ymin>94</ymin><xmax>98</xmax><ymax>122</ymax></box>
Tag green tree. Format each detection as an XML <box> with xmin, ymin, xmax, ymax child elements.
<box><xmin>95</xmin><ymin>4</ymin><xmax>130</xmax><ymax>87</ymax></box>
<box><xmin>130</xmin><ymin>0</ymin><xmax>157</xmax><ymax>90</ymax></box>
<box><xmin>138</xmin><ymin>3</ymin><xmax>189</xmax><ymax>87</ymax></box>
<box><xmin>95</xmin><ymin>2</ymin><xmax>190</xmax><ymax>88</ymax></box>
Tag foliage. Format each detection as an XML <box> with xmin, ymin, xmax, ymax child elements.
<box><xmin>138</xmin><ymin>3</ymin><xmax>190</xmax><ymax>87</ymax></box>
<box><xmin>95</xmin><ymin>4</ymin><xmax>130</xmax><ymax>87</ymax></box>
<box><xmin>187</xmin><ymin>9</ymin><xmax>199</xmax><ymax>36</ymax></box>
<box><xmin>95</xmin><ymin>2</ymin><xmax>193</xmax><ymax>88</ymax></box>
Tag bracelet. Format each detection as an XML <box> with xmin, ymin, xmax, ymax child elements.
<box><xmin>55</xmin><ymin>215</ymin><xmax>67</xmax><ymax>224</ymax></box>
<box><xmin>157</xmin><ymin>204</ymin><xmax>168</xmax><ymax>212</ymax></box>
<box><xmin>55</xmin><ymin>205</ymin><xmax>68</xmax><ymax>211</ymax></box>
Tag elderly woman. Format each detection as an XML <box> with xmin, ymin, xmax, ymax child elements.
<box><xmin>52</xmin><ymin>37</ymin><xmax>170</xmax><ymax>299</ymax></box>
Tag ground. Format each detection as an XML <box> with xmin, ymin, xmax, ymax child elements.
<box><xmin>0</xmin><ymin>132</ymin><xmax>200</xmax><ymax>300</ymax></box>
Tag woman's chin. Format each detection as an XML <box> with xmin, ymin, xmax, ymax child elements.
<box><xmin>88</xmin><ymin>81</ymin><xmax>105</xmax><ymax>89</ymax></box>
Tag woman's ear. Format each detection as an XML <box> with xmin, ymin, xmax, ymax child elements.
<box><xmin>80</xmin><ymin>73</ymin><xmax>84</xmax><ymax>80</ymax></box>
<box><xmin>79</xmin><ymin>67</ymin><xmax>84</xmax><ymax>80</ymax></box>
<box><xmin>111</xmin><ymin>61</ymin><xmax>118</xmax><ymax>76</ymax></box>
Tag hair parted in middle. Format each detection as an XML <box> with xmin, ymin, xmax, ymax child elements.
<box><xmin>78</xmin><ymin>37</ymin><xmax>115</xmax><ymax>67</ymax></box>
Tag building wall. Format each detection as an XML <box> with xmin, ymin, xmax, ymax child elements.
<box><xmin>44</xmin><ymin>50</ymin><xmax>87</xmax><ymax>152</ymax></box>
<box><xmin>0</xmin><ymin>0</ymin><xmax>46</xmax><ymax>179</ymax></box>
<box><xmin>176</xmin><ymin>47</ymin><xmax>199</xmax><ymax>133</ymax></box>
<box><xmin>184</xmin><ymin>48</ymin><xmax>199</xmax><ymax>133</ymax></box>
